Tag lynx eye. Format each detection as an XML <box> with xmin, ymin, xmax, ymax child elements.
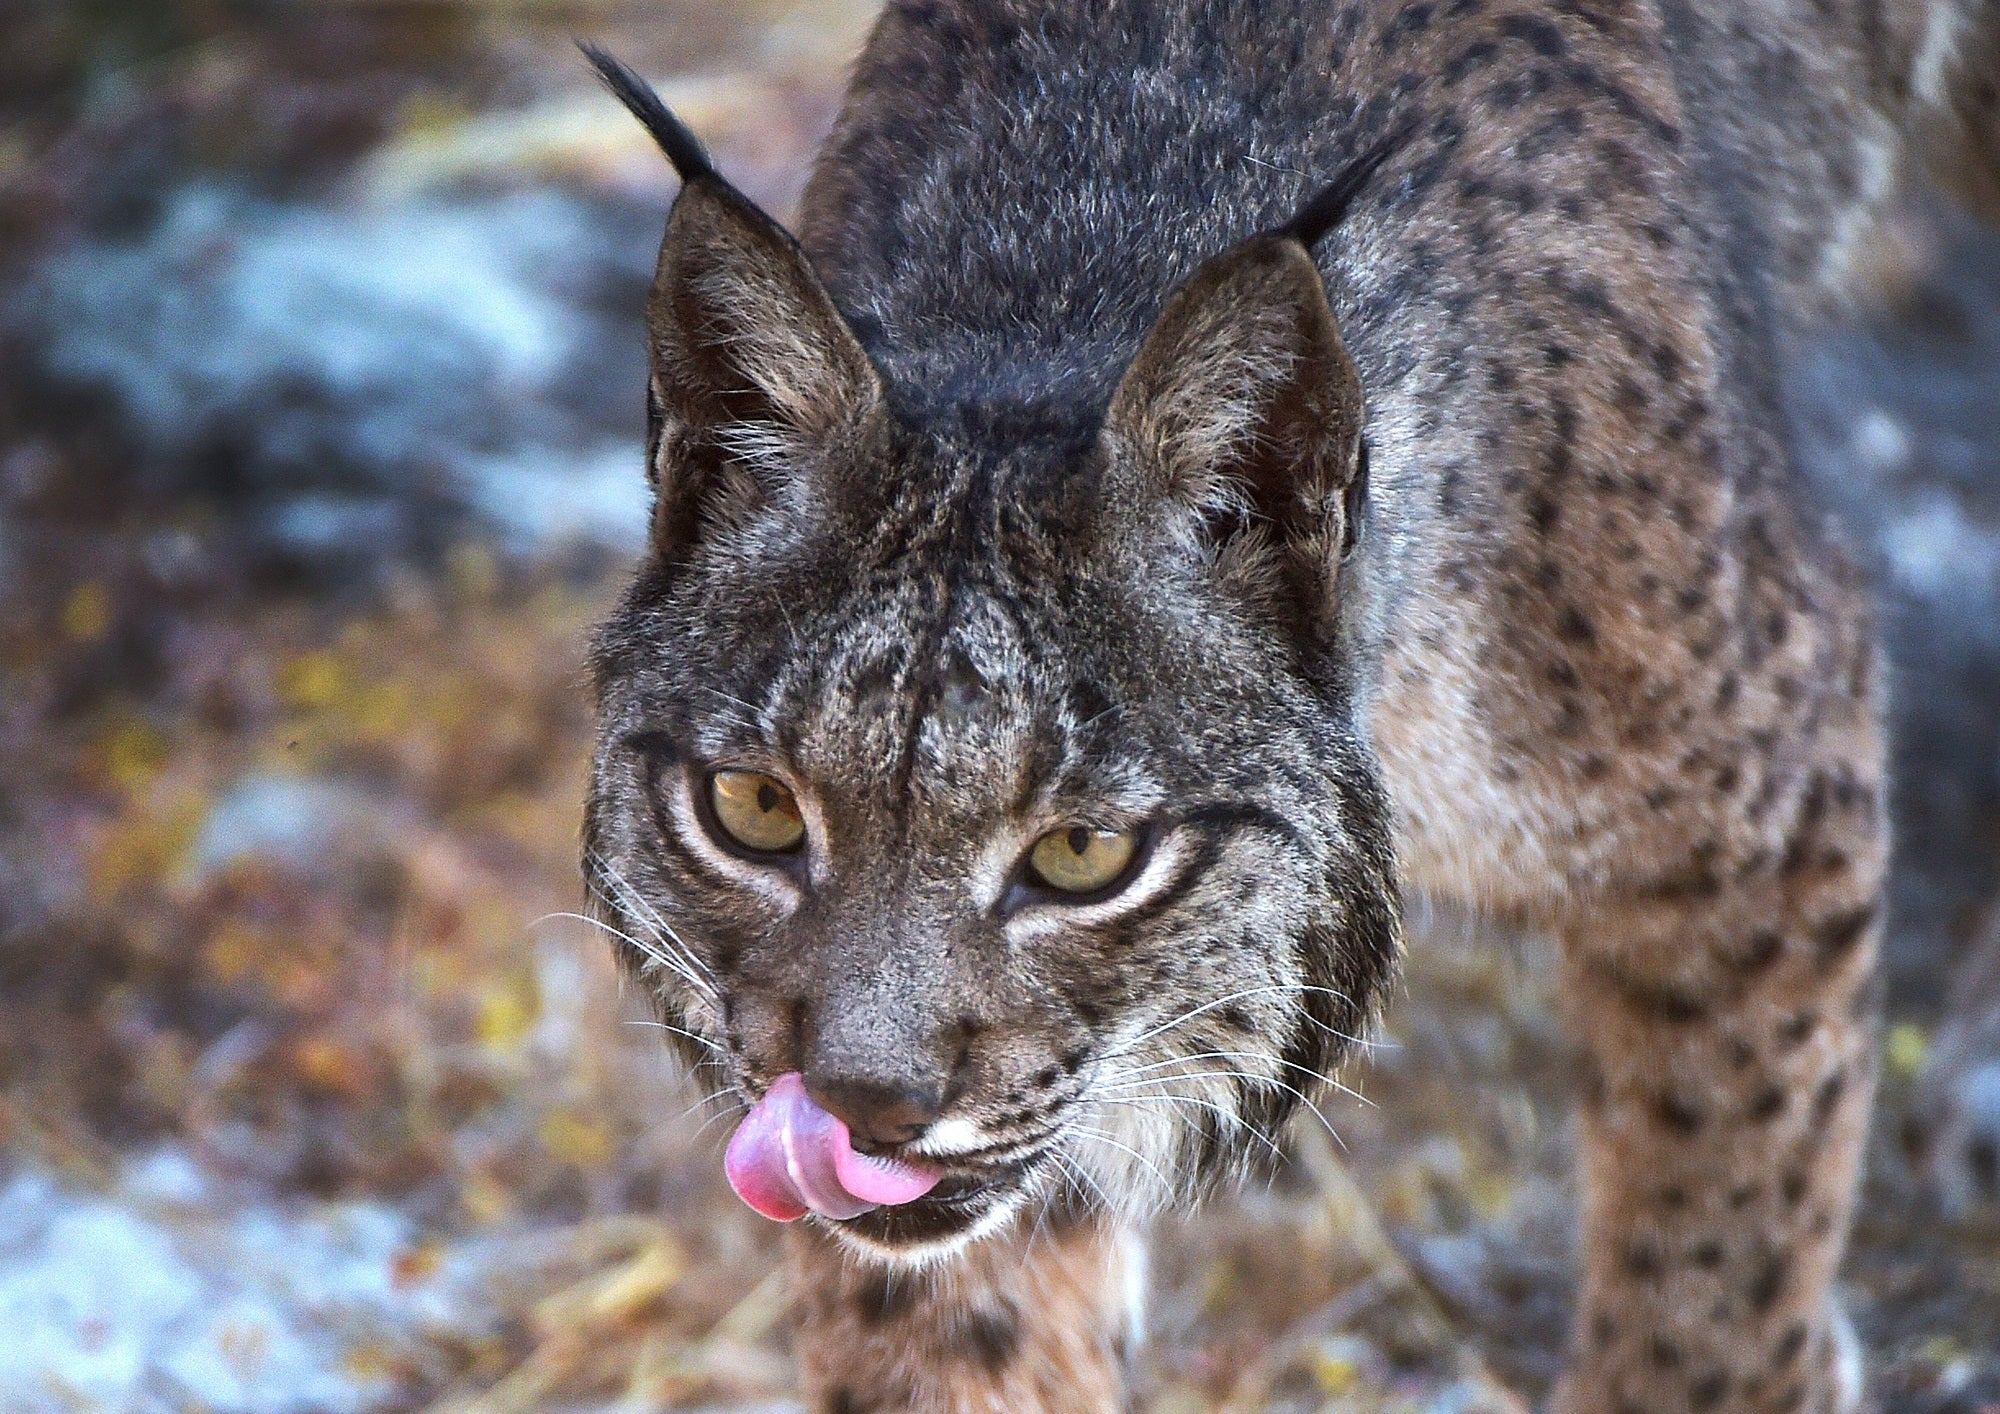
<box><xmin>707</xmin><ymin>770</ymin><xmax>805</xmax><ymax>854</ymax></box>
<box><xmin>1026</xmin><ymin>825</ymin><xmax>1139</xmax><ymax>895</ymax></box>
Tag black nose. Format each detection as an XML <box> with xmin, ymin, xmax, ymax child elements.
<box><xmin>806</xmin><ymin>1073</ymin><xmax>942</xmax><ymax>1149</ymax></box>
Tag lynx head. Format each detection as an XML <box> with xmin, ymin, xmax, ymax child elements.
<box><xmin>581</xmin><ymin>50</ymin><xmax>1400</xmax><ymax>1261</ymax></box>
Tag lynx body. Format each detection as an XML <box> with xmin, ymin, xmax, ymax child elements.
<box><xmin>583</xmin><ymin>2</ymin><xmax>2000</xmax><ymax>1409</ymax></box>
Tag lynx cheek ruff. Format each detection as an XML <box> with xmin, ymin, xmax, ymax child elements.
<box><xmin>723</xmin><ymin>1073</ymin><xmax>942</xmax><ymax>1222</ymax></box>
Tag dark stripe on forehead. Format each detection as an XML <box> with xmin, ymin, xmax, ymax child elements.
<box><xmin>1007</xmin><ymin>730</ymin><xmax>1066</xmax><ymax>815</ymax></box>
<box><xmin>1063</xmin><ymin>679</ymin><xmax>1118</xmax><ymax>733</ymax></box>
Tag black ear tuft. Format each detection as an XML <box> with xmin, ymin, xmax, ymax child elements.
<box><xmin>1276</xmin><ymin>133</ymin><xmax>1399</xmax><ymax>250</ymax></box>
<box><xmin>579</xmin><ymin>41</ymin><xmax>719</xmax><ymax>186</ymax></box>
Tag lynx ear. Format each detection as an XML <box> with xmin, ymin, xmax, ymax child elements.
<box><xmin>1105</xmin><ymin>144</ymin><xmax>1392</xmax><ymax>613</ymax></box>
<box><xmin>586</xmin><ymin>46</ymin><xmax>881</xmax><ymax>556</ymax></box>
<box><xmin>1106</xmin><ymin>234</ymin><xmax>1366</xmax><ymax>574</ymax></box>
<box><xmin>1112</xmin><ymin>235</ymin><xmax>1360</xmax><ymax>524</ymax></box>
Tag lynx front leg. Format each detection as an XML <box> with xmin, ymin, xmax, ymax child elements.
<box><xmin>787</xmin><ymin>1206</ymin><xmax>1134</xmax><ymax>1414</ymax></box>
<box><xmin>1552</xmin><ymin>790</ymin><xmax>1883</xmax><ymax>1414</ymax></box>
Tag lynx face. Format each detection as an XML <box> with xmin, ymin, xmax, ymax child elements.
<box><xmin>582</xmin><ymin>106</ymin><xmax>1399</xmax><ymax>1259</ymax></box>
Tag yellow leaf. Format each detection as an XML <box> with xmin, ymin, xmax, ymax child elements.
<box><xmin>476</xmin><ymin>973</ymin><xmax>538</xmax><ymax>1051</ymax></box>
<box><xmin>62</xmin><ymin>582</ymin><xmax>110</xmax><ymax>642</ymax></box>
<box><xmin>294</xmin><ymin>1036</ymin><xmax>368</xmax><ymax>1097</ymax></box>
<box><xmin>462</xmin><ymin>1170</ymin><xmax>513</xmax><ymax>1226</ymax></box>
<box><xmin>101</xmin><ymin>719</ymin><xmax>169</xmax><ymax>792</ymax></box>
<box><xmin>343</xmin><ymin>1342</ymin><xmax>397</xmax><ymax>1379</ymax></box>
<box><xmin>391</xmin><ymin>1241</ymin><xmax>443</xmax><ymax>1289</ymax></box>
<box><xmin>1886</xmin><ymin>1023</ymin><xmax>1928</xmax><ymax>1080</ymax></box>
<box><xmin>540</xmin><ymin>1108</ymin><xmax>612</xmax><ymax>1166</ymax></box>
<box><xmin>278</xmin><ymin>650</ymin><xmax>346</xmax><ymax>712</ymax></box>
<box><xmin>1311</xmin><ymin>1351</ymin><xmax>1359</xmax><ymax>1396</ymax></box>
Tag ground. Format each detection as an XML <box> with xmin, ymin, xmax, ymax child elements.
<box><xmin>0</xmin><ymin>2</ymin><xmax>1996</xmax><ymax>1411</ymax></box>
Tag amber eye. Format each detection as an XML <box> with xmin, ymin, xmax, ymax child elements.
<box><xmin>707</xmin><ymin>770</ymin><xmax>806</xmax><ymax>854</ymax></box>
<box><xmin>1026</xmin><ymin>825</ymin><xmax>1139</xmax><ymax>895</ymax></box>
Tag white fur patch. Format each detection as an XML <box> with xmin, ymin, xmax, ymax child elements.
<box><xmin>911</xmin><ymin>1117</ymin><xmax>988</xmax><ymax>1161</ymax></box>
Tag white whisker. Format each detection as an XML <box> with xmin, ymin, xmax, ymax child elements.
<box><xmin>1049</xmin><ymin>1147</ymin><xmax>1118</xmax><ymax>1213</ymax></box>
<box><xmin>1104</xmin><ymin>982</ymin><xmax>1372</xmax><ymax>1061</ymax></box>
<box><xmin>569</xmin><ymin>904</ymin><xmax>717</xmax><ymax>1001</ymax></box>
<box><xmin>1100</xmin><ymin>1067</ymin><xmax>1356</xmax><ymax>1149</ymax></box>
<box><xmin>1092</xmin><ymin>1092</ymin><xmax>1286</xmax><ymax>1165</ymax></box>
<box><xmin>690</xmin><ymin>1095</ymin><xmax>751</xmax><ymax>1141</ymax></box>
<box><xmin>581</xmin><ymin>855</ymin><xmax>720</xmax><ymax>1001</ymax></box>
<box><xmin>624</xmin><ymin>1017</ymin><xmax>729</xmax><ymax>1057</ymax></box>
<box><xmin>1068</xmin><ymin>1123</ymin><xmax>1177</xmax><ymax>1196</ymax></box>
<box><xmin>1101</xmin><ymin>1047</ymin><xmax>1374</xmax><ymax>1111</ymax></box>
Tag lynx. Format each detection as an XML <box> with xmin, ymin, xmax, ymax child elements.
<box><xmin>581</xmin><ymin>3</ymin><xmax>2000</xmax><ymax>1409</ymax></box>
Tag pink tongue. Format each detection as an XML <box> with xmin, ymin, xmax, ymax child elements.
<box><xmin>723</xmin><ymin>1072</ymin><xmax>943</xmax><ymax>1222</ymax></box>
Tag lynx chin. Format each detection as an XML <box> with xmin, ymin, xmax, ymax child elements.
<box><xmin>580</xmin><ymin>2</ymin><xmax>2000</xmax><ymax>1409</ymax></box>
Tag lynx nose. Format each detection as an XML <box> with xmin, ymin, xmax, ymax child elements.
<box><xmin>805</xmin><ymin>1073</ymin><xmax>941</xmax><ymax>1150</ymax></box>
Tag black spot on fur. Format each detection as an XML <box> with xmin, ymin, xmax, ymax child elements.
<box><xmin>962</xmin><ymin>1304</ymin><xmax>1021</xmax><ymax>1371</ymax></box>
<box><xmin>1812</xmin><ymin>1070</ymin><xmax>1847</xmax><ymax>1129</ymax></box>
<box><xmin>1500</xmin><ymin>13</ymin><xmax>1568</xmax><ymax>56</ymax></box>
<box><xmin>1596</xmin><ymin>959</ymin><xmax>1707</xmax><ymax>1023</ymax></box>
<box><xmin>1556</xmin><ymin>604</ymin><xmax>1597</xmax><ymax>645</ymax></box>
<box><xmin>1727</xmin><ymin>931</ymin><xmax>1783</xmax><ymax>975</ymax></box>
<box><xmin>1526</xmin><ymin>491</ymin><xmax>1560</xmax><ymax>534</ymax></box>
<box><xmin>1814</xmin><ymin>905</ymin><xmax>1876</xmax><ymax>963</ymax></box>
<box><xmin>1776</xmin><ymin>1011</ymin><xmax>1816</xmax><ymax>1047</ymax></box>
<box><xmin>1689</xmin><ymin>1372</ymin><xmax>1730</xmax><ymax>1410</ymax></box>
<box><xmin>1624</xmin><ymin>1243</ymin><xmax>1665</xmax><ymax>1280</ymax></box>
<box><xmin>854</xmin><ymin>1272</ymin><xmax>918</xmax><ymax>1326</ymax></box>
<box><xmin>1445</xmin><ymin>38</ymin><xmax>1500</xmax><ymax>83</ymax></box>
<box><xmin>1746</xmin><ymin>1253</ymin><xmax>1789</xmax><ymax>1314</ymax></box>
<box><xmin>1655</xmin><ymin>1093</ymin><xmax>1706</xmax><ymax>1135</ymax></box>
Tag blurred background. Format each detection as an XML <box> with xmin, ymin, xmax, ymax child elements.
<box><xmin>0</xmin><ymin>3</ymin><xmax>1997</xmax><ymax>1411</ymax></box>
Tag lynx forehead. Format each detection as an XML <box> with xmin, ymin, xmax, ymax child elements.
<box><xmin>585</xmin><ymin>0</ymin><xmax>1995</xmax><ymax>1408</ymax></box>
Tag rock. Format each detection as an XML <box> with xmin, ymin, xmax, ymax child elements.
<box><xmin>5</xmin><ymin>183</ymin><xmax>657</xmax><ymax>576</ymax></box>
<box><xmin>1912</xmin><ymin>905</ymin><xmax>2000</xmax><ymax>1220</ymax></box>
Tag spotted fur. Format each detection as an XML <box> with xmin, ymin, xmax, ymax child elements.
<box><xmin>584</xmin><ymin>2</ymin><xmax>1998</xmax><ymax>1409</ymax></box>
